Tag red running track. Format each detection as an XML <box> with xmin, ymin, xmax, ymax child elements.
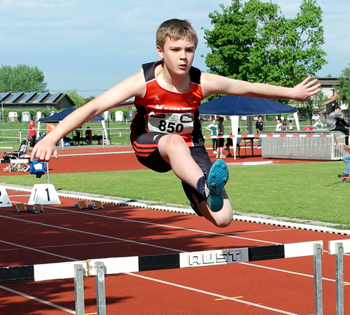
<box><xmin>0</xmin><ymin>145</ymin><xmax>347</xmax><ymax>315</ymax></box>
<box><xmin>1</xmin><ymin>144</ymin><xmax>323</xmax><ymax>176</ymax></box>
<box><xmin>0</xmin><ymin>193</ymin><xmax>349</xmax><ymax>315</ymax></box>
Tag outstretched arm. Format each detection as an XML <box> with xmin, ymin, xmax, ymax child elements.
<box><xmin>201</xmin><ymin>73</ymin><xmax>321</xmax><ymax>102</ymax></box>
<box><xmin>31</xmin><ymin>72</ymin><xmax>145</xmax><ymax>162</ymax></box>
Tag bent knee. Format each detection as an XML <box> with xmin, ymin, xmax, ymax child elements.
<box><xmin>168</xmin><ymin>134</ymin><xmax>186</xmax><ymax>145</ymax></box>
<box><xmin>160</xmin><ymin>134</ymin><xmax>186</xmax><ymax>148</ymax></box>
<box><xmin>214</xmin><ymin>211</ymin><xmax>233</xmax><ymax>228</ymax></box>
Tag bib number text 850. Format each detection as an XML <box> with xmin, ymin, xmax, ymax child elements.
<box><xmin>158</xmin><ymin>120</ymin><xmax>184</xmax><ymax>133</ymax></box>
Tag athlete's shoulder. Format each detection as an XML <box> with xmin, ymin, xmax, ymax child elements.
<box><xmin>141</xmin><ymin>61</ymin><xmax>161</xmax><ymax>82</ymax></box>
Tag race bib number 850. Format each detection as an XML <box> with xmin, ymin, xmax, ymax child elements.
<box><xmin>147</xmin><ymin>112</ymin><xmax>194</xmax><ymax>135</ymax></box>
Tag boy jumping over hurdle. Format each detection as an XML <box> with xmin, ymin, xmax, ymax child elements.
<box><xmin>31</xmin><ymin>19</ymin><xmax>320</xmax><ymax>228</ymax></box>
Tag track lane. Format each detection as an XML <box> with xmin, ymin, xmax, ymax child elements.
<box><xmin>0</xmin><ymin>146</ymin><xmax>348</xmax><ymax>314</ymax></box>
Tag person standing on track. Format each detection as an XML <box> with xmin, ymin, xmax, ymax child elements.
<box><xmin>28</xmin><ymin>120</ymin><xmax>36</xmax><ymax>147</ymax></box>
<box><xmin>255</xmin><ymin>115</ymin><xmax>264</xmax><ymax>149</ymax></box>
<box><xmin>217</xmin><ymin>116</ymin><xmax>226</xmax><ymax>158</ymax></box>
<box><xmin>206</xmin><ymin>117</ymin><xmax>218</xmax><ymax>155</ymax></box>
<box><xmin>30</xmin><ymin>18</ymin><xmax>321</xmax><ymax>228</ymax></box>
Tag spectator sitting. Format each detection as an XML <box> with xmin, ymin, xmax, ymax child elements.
<box><xmin>313</xmin><ymin>118</ymin><xmax>324</xmax><ymax>129</ymax></box>
<box><xmin>85</xmin><ymin>127</ymin><xmax>92</xmax><ymax>144</ymax></box>
<box><xmin>275</xmin><ymin>119</ymin><xmax>282</xmax><ymax>131</ymax></box>
<box><xmin>327</xmin><ymin>106</ymin><xmax>350</xmax><ymax>149</ymax></box>
<box><xmin>282</xmin><ymin>120</ymin><xmax>287</xmax><ymax>130</ymax></box>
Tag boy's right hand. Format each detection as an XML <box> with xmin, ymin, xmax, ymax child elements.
<box><xmin>30</xmin><ymin>137</ymin><xmax>58</xmax><ymax>162</ymax></box>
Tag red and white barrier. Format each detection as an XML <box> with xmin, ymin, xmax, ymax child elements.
<box><xmin>204</xmin><ymin>133</ymin><xmax>343</xmax><ymax>139</ymax></box>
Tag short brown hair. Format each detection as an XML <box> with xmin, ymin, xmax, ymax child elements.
<box><xmin>156</xmin><ymin>19</ymin><xmax>198</xmax><ymax>49</ymax></box>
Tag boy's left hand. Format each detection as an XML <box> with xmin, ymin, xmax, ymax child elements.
<box><xmin>293</xmin><ymin>77</ymin><xmax>321</xmax><ymax>102</ymax></box>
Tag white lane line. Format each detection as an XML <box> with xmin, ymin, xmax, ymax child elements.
<box><xmin>0</xmin><ymin>240</ymin><xmax>74</xmax><ymax>261</ymax></box>
<box><xmin>241</xmin><ymin>261</ymin><xmax>350</xmax><ymax>285</ymax></box>
<box><xmin>0</xmin><ymin>285</ymin><xmax>75</xmax><ymax>314</ymax></box>
<box><xmin>5</xmin><ymin>185</ymin><xmax>349</xmax><ymax>235</ymax></box>
<box><xmin>43</xmin><ymin>206</ymin><xmax>284</xmax><ymax>246</ymax></box>
<box><xmin>0</xmin><ymin>214</ymin><xmax>183</xmax><ymax>254</ymax></box>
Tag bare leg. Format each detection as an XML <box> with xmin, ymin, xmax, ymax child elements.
<box><xmin>158</xmin><ymin>134</ymin><xmax>233</xmax><ymax>227</ymax></box>
<box><xmin>195</xmin><ymin>198</ymin><xmax>233</xmax><ymax>227</ymax></box>
<box><xmin>158</xmin><ymin>134</ymin><xmax>203</xmax><ymax>188</ymax></box>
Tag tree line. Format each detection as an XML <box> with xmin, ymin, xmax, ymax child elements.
<box><xmin>0</xmin><ymin>0</ymin><xmax>349</xmax><ymax>111</ymax></box>
<box><xmin>0</xmin><ymin>65</ymin><xmax>93</xmax><ymax>107</ymax></box>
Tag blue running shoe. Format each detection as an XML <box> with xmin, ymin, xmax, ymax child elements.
<box><xmin>204</xmin><ymin>159</ymin><xmax>229</xmax><ymax>212</ymax></box>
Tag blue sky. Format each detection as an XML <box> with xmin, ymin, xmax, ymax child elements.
<box><xmin>1</xmin><ymin>0</ymin><xmax>349</xmax><ymax>97</ymax></box>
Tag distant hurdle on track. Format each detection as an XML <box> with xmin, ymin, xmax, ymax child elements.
<box><xmin>1</xmin><ymin>239</ymin><xmax>349</xmax><ymax>315</ymax></box>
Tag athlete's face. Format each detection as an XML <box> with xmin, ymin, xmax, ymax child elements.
<box><xmin>157</xmin><ymin>37</ymin><xmax>195</xmax><ymax>74</ymax></box>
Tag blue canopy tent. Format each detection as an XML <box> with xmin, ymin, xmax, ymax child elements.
<box><xmin>199</xmin><ymin>95</ymin><xmax>299</xmax><ymax>159</ymax></box>
<box><xmin>37</xmin><ymin>107</ymin><xmax>108</xmax><ymax>147</ymax></box>
<box><xmin>38</xmin><ymin>107</ymin><xmax>104</xmax><ymax>123</ymax></box>
<box><xmin>199</xmin><ymin>95</ymin><xmax>297</xmax><ymax>116</ymax></box>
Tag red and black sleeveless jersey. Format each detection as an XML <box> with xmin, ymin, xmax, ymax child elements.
<box><xmin>130</xmin><ymin>61</ymin><xmax>205</xmax><ymax>147</ymax></box>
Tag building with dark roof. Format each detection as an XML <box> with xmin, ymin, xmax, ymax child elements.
<box><xmin>0</xmin><ymin>91</ymin><xmax>75</xmax><ymax>111</ymax></box>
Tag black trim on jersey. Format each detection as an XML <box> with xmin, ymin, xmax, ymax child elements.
<box><xmin>190</xmin><ymin>66</ymin><xmax>201</xmax><ymax>85</ymax></box>
<box><xmin>142</xmin><ymin>61</ymin><xmax>159</xmax><ymax>82</ymax></box>
<box><xmin>141</xmin><ymin>61</ymin><xmax>201</xmax><ymax>84</ymax></box>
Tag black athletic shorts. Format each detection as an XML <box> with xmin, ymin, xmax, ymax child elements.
<box><xmin>218</xmin><ymin>137</ymin><xmax>225</xmax><ymax>147</ymax></box>
<box><xmin>132</xmin><ymin>132</ymin><xmax>229</xmax><ymax>216</ymax></box>
<box><xmin>132</xmin><ymin>132</ymin><xmax>171</xmax><ymax>173</ymax></box>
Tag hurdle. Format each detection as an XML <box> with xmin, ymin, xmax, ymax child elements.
<box><xmin>0</xmin><ymin>240</ymin><xmax>325</xmax><ymax>314</ymax></box>
<box><xmin>13</xmin><ymin>203</ymin><xmax>44</xmax><ymax>214</ymax></box>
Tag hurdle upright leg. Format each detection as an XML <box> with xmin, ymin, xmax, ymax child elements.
<box><xmin>74</xmin><ymin>264</ymin><xmax>85</xmax><ymax>315</ymax></box>
<box><xmin>95</xmin><ymin>261</ymin><xmax>107</xmax><ymax>315</ymax></box>
<box><xmin>335</xmin><ymin>242</ymin><xmax>344</xmax><ymax>315</ymax></box>
<box><xmin>313</xmin><ymin>243</ymin><xmax>323</xmax><ymax>315</ymax></box>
